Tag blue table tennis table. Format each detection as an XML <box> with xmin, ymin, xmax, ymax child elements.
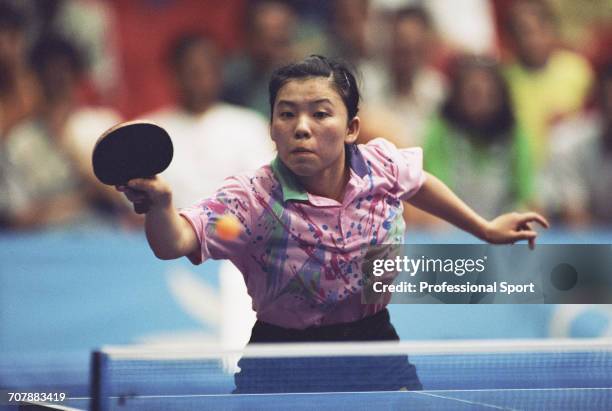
<box><xmin>5</xmin><ymin>228</ymin><xmax>612</xmax><ymax>411</ymax></box>
<box><xmin>74</xmin><ymin>339</ymin><xmax>612</xmax><ymax>411</ymax></box>
<box><xmin>20</xmin><ymin>387</ymin><xmax>612</xmax><ymax>411</ymax></box>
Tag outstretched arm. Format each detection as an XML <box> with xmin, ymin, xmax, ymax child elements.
<box><xmin>117</xmin><ymin>177</ymin><xmax>199</xmax><ymax>259</ymax></box>
<box><xmin>408</xmin><ymin>172</ymin><xmax>549</xmax><ymax>248</ymax></box>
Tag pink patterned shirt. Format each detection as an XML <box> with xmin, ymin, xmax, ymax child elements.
<box><xmin>180</xmin><ymin>138</ymin><xmax>425</xmax><ymax>329</ymax></box>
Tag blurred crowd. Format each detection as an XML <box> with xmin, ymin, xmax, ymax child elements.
<box><xmin>0</xmin><ymin>0</ymin><xmax>610</xmax><ymax>232</ymax></box>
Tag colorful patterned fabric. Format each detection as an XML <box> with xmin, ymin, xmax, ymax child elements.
<box><xmin>180</xmin><ymin>138</ymin><xmax>425</xmax><ymax>329</ymax></box>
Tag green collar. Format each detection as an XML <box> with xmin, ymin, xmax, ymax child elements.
<box><xmin>270</xmin><ymin>157</ymin><xmax>309</xmax><ymax>202</ymax></box>
<box><xmin>270</xmin><ymin>145</ymin><xmax>368</xmax><ymax>202</ymax></box>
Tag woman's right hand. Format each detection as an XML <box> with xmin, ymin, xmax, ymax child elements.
<box><xmin>115</xmin><ymin>176</ymin><xmax>172</xmax><ymax>213</ymax></box>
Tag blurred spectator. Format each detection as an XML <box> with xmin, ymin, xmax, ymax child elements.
<box><xmin>325</xmin><ymin>0</ymin><xmax>386</xmax><ymax>98</ymax></box>
<box><xmin>542</xmin><ymin>63</ymin><xmax>612</xmax><ymax>227</ymax></box>
<box><xmin>365</xmin><ymin>5</ymin><xmax>447</xmax><ymax>147</ymax></box>
<box><xmin>146</xmin><ymin>33</ymin><xmax>274</xmax><ymax>208</ymax></box>
<box><xmin>18</xmin><ymin>0</ymin><xmax>123</xmax><ymax>106</ymax></box>
<box><xmin>222</xmin><ymin>0</ymin><xmax>298</xmax><ymax>117</ymax></box>
<box><xmin>322</xmin><ymin>0</ymin><xmax>404</xmax><ymax>144</ymax></box>
<box><xmin>110</xmin><ymin>0</ymin><xmax>245</xmax><ymax>118</ymax></box>
<box><xmin>502</xmin><ymin>0</ymin><xmax>594</xmax><ymax>165</ymax></box>
<box><xmin>421</xmin><ymin>56</ymin><xmax>535</xmax><ymax>222</ymax></box>
<box><xmin>326</xmin><ymin>0</ymin><xmax>370</xmax><ymax>62</ymax></box>
<box><xmin>0</xmin><ymin>34</ymin><xmax>126</xmax><ymax>230</ymax></box>
<box><xmin>0</xmin><ymin>1</ymin><xmax>38</xmax><ymax>137</ymax></box>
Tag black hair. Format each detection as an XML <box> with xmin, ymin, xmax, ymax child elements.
<box><xmin>0</xmin><ymin>2</ymin><xmax>26</xmax><ymax>32</ymax></box>
<box><xmin>394</xmin><ymin>5</ymin><xmax>433</xmax><ymax>30</ymax></box>
<box><xmin>268</xmin><ymin>55</ymin><xmax>360</xmax><ymax>122</ymax></box>
<box><xmin>167</xmin><ymin>32</ymin><xmax>217</xmax><ymax>72</ymax></box>
<box><xmin>29</xmin><ymin>34</ymin><xmax>86</xmax><ymax>77</ymax></box>
<box><xmin>441</xmin><ymin>55</ymin><xmax>515</xmax><ymax>141</ymax></box>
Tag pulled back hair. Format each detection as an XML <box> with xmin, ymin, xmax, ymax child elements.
<box><xmin>268</xmin><ymin>55</ymin><xmax>360</xmax><ymax>123</ymax></box>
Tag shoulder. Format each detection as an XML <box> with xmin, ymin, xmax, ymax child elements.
<box><xmin>65</xmin><ymin>106</ymin><xmax>122</xmax><ymax>150</ymax></box>
<box><xmin>549</xmin><ymin>50</ymin><xmax>594</xmax><ymax>85</ymax></box>
<box><xmin>357</xmin><ymin>138</ymin><xmax>423</xmax><ymax>180</ymax></box>
<box><xmin>225</xmin><ymin>163</ymin><xmax>278</xmax><ymax>196</ymax></box>
<box><xmin>69</xmin><ymin>106</ymin><xmax>121</xmax><ymax>127</ymax></box>
<box><xmin>140</xmin><ymin>106</ymin><xmax>188</xmax><ymax>134</ymax></box>
<box><xmin>359</xmin><ymin>138</ymin><xmax>423</xmax><ymax>162</ymax></box>
<box><xmin>550</xmin><ymin>49</ymin><xmax>592</xmax><ymax>71</ymax></box>
<box><xmin>142</xmin><ymin>105</ymin><xmax>180</xmax><ymax>121</ymax></box>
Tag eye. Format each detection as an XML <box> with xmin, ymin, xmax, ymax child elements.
<box><xmin>278</xmin><ymin>111</ymin><xmax>294</xmax><ymax>119</ymax></box>
<box><xmin>314</xmin><ymin>111</ymin><xmax>330</xmax><ymax>119</ymax></box>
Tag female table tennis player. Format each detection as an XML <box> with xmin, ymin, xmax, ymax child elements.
<box><xmin>117</xmin><ymin>55</ymin><xmax>548</xmax><ymax>392</ymax></box>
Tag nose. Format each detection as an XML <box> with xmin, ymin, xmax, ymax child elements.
<box><xmin>294</xmin><ymin>114</ymin><xmax>311</xmax><ymax>139</ymax></box>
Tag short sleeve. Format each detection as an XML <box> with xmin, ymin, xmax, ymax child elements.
<box><xmin>179</xmin><ymin>176</ymin><xmax>252</xmax><ymax>265</ymax></box>
<box><xmin>365</xmin><ymin>138</ymin><xmax>426</xmax><ymax>201</ymax></box>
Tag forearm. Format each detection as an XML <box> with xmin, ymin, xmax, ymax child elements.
<box><xmin>407</xmin><ymin>172</ymin><xmax>489</xmax><ymax>240</ymax></box>
<box><xmin>145</xmin><ymin>204</ymin><xmax>197</xmax><ymax>260</ymax></box>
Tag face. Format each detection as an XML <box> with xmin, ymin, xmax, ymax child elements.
<box><xmin>457</xmin><ymin>68</ymin><xmax>502</xmax><ymax>126</ymax></box>
<box><xmin>333</xmin><ymin>0</ymin><xmax>369</xmax><ymax>57</ymax></box>
<box><xmin>510</xmin><ymin>3</ymin><xmax>555</xmax><ymax>68</ymax></box>
<box><xmin>175</xmin><ymin>42</ymin><xmax>221</xmax><ymax>110</ymax></box>
<box><xmin>40</xmin><ymin>56</ymin><xmax>79</xmax><ymax>102</ymax></box>
<box><xmin>270</xmin><ymin>77</ymin><xmax>359</xmax><ymax>179</ymax></box>
<box><xmin>392</xmin><ymin>17</ymin><xmax>429</xmax><ymax>77</ymax></box>
<box><xmin>250</xmin><ymin>3</ymin><xmax>295</xmax><ymax>68</ymax></box>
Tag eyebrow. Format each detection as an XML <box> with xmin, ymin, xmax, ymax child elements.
<box><xmin>276</xmin><ymin>98</ymin><xmax>334</xmax><ymax>107</ymax></box>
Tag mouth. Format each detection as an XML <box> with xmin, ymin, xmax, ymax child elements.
<box><xmin>291</xmin><ymin>148</ymin><xmax>315</xmax><ymax>154</ymax></box>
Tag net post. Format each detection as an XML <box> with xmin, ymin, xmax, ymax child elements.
<box><xmin>90</xmin><ymin>350</ymin><xmax>109</xmax><ymax>411</ymax></box>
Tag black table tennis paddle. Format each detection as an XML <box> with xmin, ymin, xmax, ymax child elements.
<box><xmin>92</xmin><ymin>121</ymin><xmax>173</xmax><ymax>214</ymax></box>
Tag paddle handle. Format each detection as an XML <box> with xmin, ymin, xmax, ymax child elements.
<box><xmin>134</xmin><ymin>199</ymin><xmax>151</xmax><ymax>214</ymax></box>
<box><xmin>127</xmin><ymin>178</ymin><xmax>153</xmax><ymax>214</ymax></box>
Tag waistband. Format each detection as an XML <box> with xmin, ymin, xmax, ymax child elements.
<box><xmin>249</xmin><ymin>309</ymin><xmax>397</xmax><ymax>343</ymax></box>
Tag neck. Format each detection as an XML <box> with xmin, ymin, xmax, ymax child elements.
<box><xmin>519</xmin><ymin>53</ymin><xmax>550</xmax><ymax>72</ymax></box>
<box><xmin>299</xmin><ymin>153</ymin><xmax>349</xmax><ymax>202</ymax></box>
<box><xmin>183</xmin><ymin>100</ymin><xmax>213</xmax><ymax>115</ymax></box>
<box><xmin>394</xmin><ymin>72</ymin><xmax>414</xmax><ymax>95</ymax></box>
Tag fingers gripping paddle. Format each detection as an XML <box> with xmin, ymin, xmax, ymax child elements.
<box><xmin>92</xmin><ymin>121</ymin><xmax>173</xmax><ymax>214</ymax></box>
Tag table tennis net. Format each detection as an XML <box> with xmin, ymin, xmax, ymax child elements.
<box><xmin>91</xmin><ymin>339</ymin><xmax>612</xmax><ymax>411</ymax></box>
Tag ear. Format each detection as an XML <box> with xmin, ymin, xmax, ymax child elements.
<box><xmin>345</xmin><ymin>116</ymin><xmax>360</xmax><ymax>144</ymax></box>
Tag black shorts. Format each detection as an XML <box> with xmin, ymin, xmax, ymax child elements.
<box><xmin>233</xmin><ymin>309</ymin><xmax>423</xmax><ymax>393</ymax></box>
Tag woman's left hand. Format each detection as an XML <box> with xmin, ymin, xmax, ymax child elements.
<box><xmin>484</xmin><ymin>212</ymin><xmax>550</xmax><ymax>250</ymax></box>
